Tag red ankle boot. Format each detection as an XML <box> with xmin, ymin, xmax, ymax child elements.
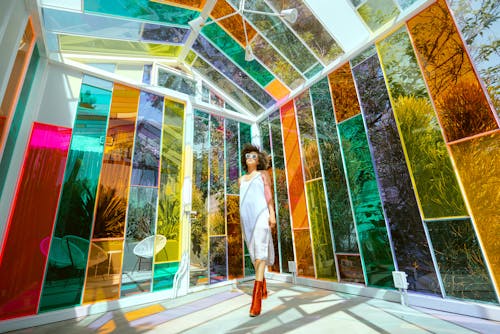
<box><xmin>262</xmin><ymin>278</ymin><xmax>268</xmax><ymax>299</ymax></box>
<box><xmin>250</xmin><ymin>280</ymin><xmax>263</xmax><ymax>317</ymax></box>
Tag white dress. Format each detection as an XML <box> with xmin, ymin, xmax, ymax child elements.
<box><xmin>239</xmin><ymin>172</ymin><xmax>274</xmax><ymax>266</ymax></box>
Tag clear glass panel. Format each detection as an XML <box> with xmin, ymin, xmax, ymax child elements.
<box><xmin>210</xmin><ymin>236</ymin><xmax>228</xmax><ymax>283</ymax></box>
<box><xmin>225</xmin><ymin>119</ymin><xmax>240</xmax><ymax>194</ymax></box>
<box><xmin>407</xmin><ymin>0</ymin><xmax>498</xmax><ymax>142</ymax></box>
<box><xmin>310</xmin><ymin>78</ymin><xmax>358</xmax><ymax>254</ymax></box>
<box><xmin>40</xmin><ymin>82</ymin><xmax>111</xmax><ymax>311</ymax></box>
<box><xmin>449</xmin><ymin>131</ymin><xmax>500</xmax><ymax>290</ymax></box>
<box><xmin>396</xmin><ymin>0</ymin><xmax>421</xmax><ymax>10</ymax></box>
<box><xmin>0</xmin><ymin>123</ymin><xmax>71</xmax><ymax>320</ymax></box>
<box><xmin>338</xmin><ymin>114</ymin><xmax>395</xmax><ymax>288</ymax></box>
<box><xmin>294</xmin><ymin>229</ymin><xmax>315</xmax><ymax>277</ymax></box>
<box><xmin>259</xmin><ymin>119</ymin><xmax>271</xmax><ymax>153</ymax></box>
<box><xmin>227</xmin><ymin>195</ymin><xmax>243</xmax><ymax>279</ymax></box>
<box><xmin>153</xmin><ymin>262</ymin><xmax>179</xmax><ymax>291</ymax></box>
<box><xmin>353</xmin><ymin>54</ymin><xmax>440</xmax><ymax>295</ymax></box>
<box><xmin>377</xmin><ymin>26</ymin><xmax>467</xmax><ymax>218</ymax></box>
<box><xmin>328</xmin><ymin>62</ymin><xmax>361</xmax><ymax>123</ymax></box>
<box><xmin>141</xmin><ymin>23</ymin><xmax>190</xmax><ymax>44</ymax></box>
<box><xmin>157</xmin><ymin>68</ymin><xmax>196</xmax><ymax>96</ymax></box>
<box><xmin>426</xmin><ymin>218</ymin><xmax>497</xmax><ymax>303</ymax></box>
<box><xmin>337</xmin><ymin>254</ymin><xmax>365</xmax><ymax>284</ymax></box>
<box><xmin>209</xmin><ymin>115</ymin><xmax>225</xmax><ymax>236</ymax></box>
<box><xmin>357</xmin><ymin>0</ymin><xmax>400</xmax><ymax>32</ymax></box>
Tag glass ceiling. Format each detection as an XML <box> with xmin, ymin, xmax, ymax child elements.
<box><xmin>40</xmin><ymin>0</ymin><xmax>425</xmax><ymax>117</ymax></box>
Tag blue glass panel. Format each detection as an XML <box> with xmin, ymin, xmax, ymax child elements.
<box><xmin>141</xmin><ymin>23</ymin><xmax>189</xmax><ymax>44</ymax></box>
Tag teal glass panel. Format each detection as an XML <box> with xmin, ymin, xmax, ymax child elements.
<box><xmin>304</xmin><ymin>63</ymin><xmax>324</xmax><ymax>79</ymax></box>
<box><xmin>377</xmin><ymin>27</ymin><xmax>467</xmax><ymax>218</ymax></box>
<box><xmin>40</xmin><ymin>81</ymin><xmax>111</xmax><ymax>311</ymax></box>
<box><xmin>306</xmin><ymin>179</ymin><xmax>336</xmax><ymax>280</ymax></box>
<box><xmin>426</xmin><ymin>218</ymin><xmax>497</xmax><ymax>303</ymax></box>
<box><xmin>295</xmin><ymin>90</ymin><xmax>321</xmax><ymax>181</ymax></box>
<box><xmin>310</xmin><ymin>78</ymin><xmax>357</xmax><ymax>254</ymax></box>
<box><xmin>156</xmin><ymin>99</ymin><xmax>184</xmax><ymax>264</ymax></box>
<box><xmin>270</xmin><ymin>110</ymin><xmax>294</xmax><ymax>273</ymax></box>
<box><xmin>228</xmin><ymin>0</ymin><xmax>317</xmax><ymax>73</ymax></box>
<box><xmin>84</xmin><ymin>0</ymin><xmax>199</xmax><ymax>27</ymax></box>
<box><xmin>209</xmin><ymin>115</ymin><xmax>225</xmax><ymax>236</ymax></box>
<box><xmin>190</xmin><ymin>113</ymin><xmax>210</xmax><ymax>286</ymax></box>
<box><xmin>338</xmin><ymin>114</ymin><xmax>394</xmax><ymax>288</ymax></box>
<box><xmin>120</xmin><ymin>186</ymin><xmax>158</xmax><ymax>297</ymax></box>
<box><xmin>357</xmin><ymin>0</ymin><xmax>400</xmax><ymax>32</ymax></box>
<box><xmin>239</xmin><ymin>122</ymin><xmax>252</xmax><ymax>148</ymax></box>
<box><xmin>226</xmin><ymin>119</ymin><xmax>240</xmax><ymax>195</ymax></box>
<box><xmin>201</xmin><ymin>24</ymin><xmax>274</xmax><ymax>87</ymax></box>
<box><xmin>192</xmin><ymin>57</ymin><xmax>263</xmax><ymax>115</ymax></box>
<box><xmin>153</xmin><ymin>262</ymin><xmax>179</xmax><ymax>291</ymax></box>
<box><xmin>210</xmin><ymin>236</ymin><xmax>227</xmax><ymax>283</ymax></box>
<box><xmin>158</xmin><ymin>68</ymin><xmax>196</xmax><ymax>96</ymax></box>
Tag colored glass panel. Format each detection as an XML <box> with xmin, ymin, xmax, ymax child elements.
<box><xmin>294</xmin><ymin>229</ymin><xmax>315</xmax><ymax>277</ymax></box>
<box><xmin>0</xmin><ymin>123</ymin><xmax>71</xmax><ymax>320</ymax></box>
<box><xmin>210</xmin><ymin>0</ymin><xmax>257</xmax><ymax>45</ymax></box>
<box><xmin>304</xmin><ymin>63</ymin><xmax>324</xmax><ymax>79</ymax></box>
<box><xmin>201</xmin><ymin>23</ymin><xmax>274</xmax><ymax>87</ymax></box>
<box><xmin>350</xmin><ymin>44</ymin><xmax>377</xmax><ymax>68</ymax></box>
<box><xmin>310</xmin><ymin>78</ymin><xmax>358</xmax><ymax>254</ymax></box>
<box><xmin>153</xmin><ymin>262</ymin><xmax>179</xmax><ymax>291</ymax></box>
<box><xmin>227</xmin><ymin>195</ymin><xmax>243</xmax><ymax>279</ymax></box>
<box><xmin>209</xmin><ymin>115</ymin><xmax>225</xmax><ymax>236</ymax></box>
<box><xmin>190</xmin><ymin>113</ymin><xmax>210</xmax><ymax>286</ymax></box>
<box><xmin>269</xmin><ymin>110</ymin><xmax>294</xmax><ymax>273</ymax></box>
<box><xmin>265</xmin><ymin>79</ymin><xmax>289</xmax><ymax>101</ymax></box>
<box><xmin>151</xmin><ymin>0</ymin><xmax>204</xmax><ymax>9</ymax></box>
<box><xmin>353</xmin><ymin>54</ymin><xmax>440</xmax><ymax>295</ymax></box>
<box><xmin>295</xmin><ymin>90</ymin><xmax>321</xmax><ymax>181</ymax></box>
<box><xmin>210</xmin><ymin>236</ymin><xmax>228</xmax><ymax>283</ymax></box>
<box><xmin>259</xmin><ymin>119</ymin><xmax>271</xmax><ymax>153</ymax></box>
<box><xmin>40</xmin><ymin>82</ymin><xmax>112</xmax><ymax>311</ymax></box>
<box><xmin>193</xmin><ymin>36</ymin><xmax>275</xmax><ymax>108</ymax></box>
<box><xmin>306</xmin><ymin>179</ymin><xmax>336</xmax><ymax>280</ymax></box>
<box><xmin>158</xmin><ymin>68</ymin><xmax>196</xmax><ymax>96</ymax></box>
<box><xmin>426</xmin><ymin>218</ymin><xmax>497</xmax><ymax>303</ymax></box>
<box><xmin>225</xmin><ymin>119</ymin><xmax>239</xmax><ymax>194</ymax></box>
<box><xmin>377</xmin><ymin>26</ymin><xmax>467</xmax><ymax>218</ymax></box>
<box><xmin>141</xmin><ymin>23</ymin><xmax>190</xmax><ymax>44</ymax></box>
<box><xmin>449</xmin><ymin>131</ymin><xmax>500</xmax><ymax>290</ymax></box>
<box><xmin>328</xmin><ymin>62</ymin><xmax>361</xmax><ymax>123</ymax></box>
<box><xmin>337</xmin><ymin>254</ymin><xmax>365</xmax><ymax>284</ymax></box>
<box><xmin>84</xmin><ymin>0</ymin><xmax>199</xmax><ymax>27</ymax></box>
<box><xmin>357</xmin><ymin>0</ymin><xmax>400</xmax><ymax>32</ymax></box>
<box><xmin>280</xmin><ymin>101</ymin><xmax>308</xmax><ymax>229</ymax></box>
<box><xmin>338</xmin><ymin>115</ymin><xmax>394</xmax><ymax>288</ymax></box>
<box><xmin>407</xmin><ymin>0</ymin><xmax>498</xmax><ymax>142</ymax></box>
<box><xmin>156</xmin><ymin>99</ymin><xmax>185</xmax><ymax>264</ymax></box>
<box><xmin>239</xmin><ymin>122</ymin><xmax>252</xmax><ymax>146</ymax></box>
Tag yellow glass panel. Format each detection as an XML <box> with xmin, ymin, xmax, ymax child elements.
<box><xmin>449</xmin><ymin>130</ymin><xmax>500</xmax><ymax>290</ymax></box>
<box><xmin>265</xmin><ymin>79</ymin><xmax>290</xmax><ymax>101</ymax></box>
<box><xmin>328</xmin><ymin>62</ymin><xmax>361</xmax><ymax>123</ymax></box>
<box><xmin>211</xmin><ymin>0</ymin><xmax>257</xmax><ymax>46</ymax></box>
<box><xmin>407</xmin><ymin>0</ymin><xmax>498</xmax><ymax>142</ymax></box>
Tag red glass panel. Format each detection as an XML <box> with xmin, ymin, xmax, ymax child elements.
<box><xmin>0</xmin><ymin>123</ymin><xmax>71</xmax><ymax>320</ymax></box>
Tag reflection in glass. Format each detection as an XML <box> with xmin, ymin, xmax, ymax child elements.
<box><xmin>225</xmin><ymin>119</ymin><xmax>239</xmax><ymax>195</ymax></box>
<box><xmin>310</xmin><ymin>78</ymin><xmax>357</xmax><ymax>254</ymax></box>
<box><xmin>40</xmin><ymin>82</ymin><xmax>111</xmax><ymax>311</ymax></box>
<box><xmin>357</xmin><ymin>0</ymin><xmax>400</xmax><ymax>32</ymax></box>
<box><xmin>407</xmin><ymin>0</ymin><xmax>498</xmax><ymax>142</ymax></box>
<box><xmin>449</xmin><ymin>131</ymin><xmax>500</xmax><ymax>290</ymax></box>
<box><xmin>259</xmin><ymin>119</ymin><xmax>271</xmax><ymax>153</ymax></box>
<box><xmin>337</xmin><ymin>254</ymin><xmax>365</xmax><ymax>284</ymax></box>
<box><xmin>294</xmin><ymin>229</ymin><xmax>315</xmax><ymax>277</ymax></box>
<box><xmin>353</xmin><ymin>54</ymin><xmax>440</xmax><ymax>294</ymax></box>
<box><xmin>158</xmin><ymin>68</ymin><xmax>196</xmax><ymax>96</ymax></box>
<box><xmin>377</xmin><ymin>27</ymin><xmax>467</xmax><ymax>218</ymax></box>
<box><xmin>141</xmin><ymin>23</ymin><xmax>189</xmax><ymax>44</ymax></box>
<box><xmin>210</xmin><ymin>236</ymin><xmax>228</xmax><ymax>283</ymax></box>
<box><xmin>328</xmin><ymin>62</ymin><xmax>361</xmax><ymax>123</ymax></box>
<box><xmin>0</xmin><ymin>123</ymin><xmax>71</xmax><ymax>320</ymax></box>
<box><xmin>240</xmin><ymin>122</ymin><xmax>252</xmax><ymax>147</ymax></box>
<box><xmin>209</xmin><ymin>115</ymin><xmax>225</xmax><ymax>236</ymax></box>
<box><xmin>153</xmin><ymin>262</ymin><xmax>179</xmax><ymax>291</ymax></box>
<box><xmin>338</xmin><ymin>115</ymin><xmax>394</xmax><ymax>288</ymax></box>
<box><xmin>227</xmin><ymin>195</ymin><xmax>243</xmax><ymax>279</ymax></box>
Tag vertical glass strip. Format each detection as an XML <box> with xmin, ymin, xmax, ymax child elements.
<box><xmin>0</xmin><ymin>123</ymin><xmax>71</xmax><ymax>320</ymax></box>
<box><xmin>153</xmin><ymin>262</ymin><xmax>178</xmax><ymax>291</ymax></box>
<box><xmin>225</xmin><ymin>119</ymin><xmax>240</xmax><ymax>195</ymax></box>
<box><xmin>328</xmin><ymin>62</ymin><xmax>361</xmax><ymax>123</ymax></box>
<box><xmin>377</xmin><ymin>26</ymin><xmax>467</xmax><ymax>219</ymax></box>
<box><xmin>259</xmin><ymin>119</ymin><xmax>271</xmax><ymax>153</ymax></box>
<box><xmin>426</xmin><ymin>218</ymin><xmax>497</xmax><ymax>303</ymax></box>
<box><xmin>338</xmin><ymin>115</ymin><xmax>394</xmax><ymax>288</ymax></box>
<box><xmin>227</xmin><ymin>194</ymin><xmax>243</xmax><ymax>279</ymax></box>
<box><xmin>293</xmin><ymin>229</ymin><xmax>315</xmax><ymax>277</ymax></box>
<box><xmin>208</xmin><ymin>115</ymin><xmax>225</xmax><ymax>236</ymax></box>
<box><xmin>353</xmin><ymin>54</ymin><xmax>440</xmax><ymax>295</ymax></box>
<box><xmin>239</xmin><ymin>122</ymin><xmax>252</xmax><ymax>148</ymax></box>
<box><xmin>40</xmin><ymin>81</ymin><xmax>112</xmax><ymax>311</ymax></box>
<box><xmin>190</xmin><ymin>113</ymin><xmax>210</xmax><ymax>286</ymax></box>
<box><xmin>407</xmin><ymin>0</ymin><xmax>498</xmax><ymax>142</ymax></box>
<box><xmin>83</xmin><ymin>84</ymin><xmax>139</xmax><ymax>303</ymax></box>
<box><xmin>449</xmin><ymin>131</ymin><xmax>500</xmax><ymax>291</ymax></box>
<box><xmin>210</xmin><ymin>236</ymin><xmax>227</xmax><ymax>283</ymax></box>
<box><xmin>310</xmin><ymin>78</ymin><xmax>358</xmax><ymax>254</ymax></box>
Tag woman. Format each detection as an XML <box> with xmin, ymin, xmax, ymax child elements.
<box><xmin>239</xmin><ymin>144</ymin><xmax>276</xmax><ymax>317</ymax></box>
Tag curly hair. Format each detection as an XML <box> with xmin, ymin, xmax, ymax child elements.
<box><xmin>241</xmin><ymin>144</ymin><xmax>269</xmax><ymax>172</ymax></box>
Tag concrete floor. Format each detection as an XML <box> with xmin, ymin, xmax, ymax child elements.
<box><xmin>3</xmin><ymin>280</ymin><xmax>500</xmax><ymax>334</ymax></box>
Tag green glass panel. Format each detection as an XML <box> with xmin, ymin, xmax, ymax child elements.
<box><xmin>295</xmin><ymin>90</ymin><xmax>321</xmax><ymax>181</ymax></box>
<box><xmin>357</xmin><ymin>0</ymin><xmax>400</xmax><ymax>32</ymax></box>
<box><xmin>269</xmin><ymin>111</ymin><xmax>294</xmax><ymax>273</ymax></box>
<box><xmin>209</xmin><ymin>115</ymin><xmax>225</xmax><ymax>236</ymax></box>
<box><xmin>153</xmin><ymin>262</ymin><xmax>179</xmax><ymax>291</ymax></box>
<box><xmin>185</xmin><ymin>50</ymin><xmax>197</xmax><ymax>65</ymax></box>
<box><xmin>59</xmin><ymin>35</ymin><xmax>182</xmax><ymax>58</ymax></box>
<box><xmin>84</xmin><ymin>0</ymin><xmax>199</xmax><ymax>27</ymax></box>
<box><xmin>377</xmin><ymin>27</ymin><xmax>467</xmax><ymax>218</ymax></box>
<box><xmin>244</xmin><ymin>254</ymin><xmax>255</xmax><ymax>276</ymax></box>
<box><xmin>304</xmin><ymin>63</ymin><xmax>324</xmax><ymax>79</ymax></box>
<box><xmin>156</xmin><ymin>99</ymin><xmax>184</xmax><ymax>263</ymax></box>
<box><xmin>310</xmin><ymin>78</ymin><xmax>358</xmax><ymax>253</ymax></box>
<box><xmin>201</xmin><ymin>24</ymin><xmax>274</xmax><ymax>87</ymax></box>
<box><xmin>259</xmin><ymin>119</ymin><xmax>271</xmax><ymax>153</ymax></box>
<box><xmin>426</xmin><ymin>218</ymin><xmax>497</xmax><ymax>303</ymax></box>
<box><xmin>226</xmin><ymin>119</ymin><xmax>240</xmax><ymax>195</ymax></box>
<box><xmin>338</xmin><ymin>114</ymin><xmax>394</xmax><ymax>288</ymax></box>
<box><xmin>39</xmin><ymin>81</ymin><xmax>111</xmax><ymax>311</ymax></box>
<box><xmin>190</xmin><ymin>113</ymin><xmax>210</xmax><ymax>286</ymax></box>
<box><xmin>239</xmin><ymin>122</ymin><xmax>252</xmax><ymax>149</ymax></box>
<box><xmin>306</xmin><ymin>179</ymin><xmax>336</xmax><ymax>280</ymax></box>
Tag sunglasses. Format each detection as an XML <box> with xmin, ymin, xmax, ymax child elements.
<box><xmin>245</xmin><ymin>153</ymin><xmax>258</xmax><ymax>159</ymax></box>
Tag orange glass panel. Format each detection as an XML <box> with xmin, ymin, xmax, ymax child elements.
<box><xmin>407</xmin><ymin>0</ymin><xmax>498</xmax><ymax>142</ymax></box>
<box><xmin>150</xmin><ymin>0</ymin><xmax>205</xmax><ymax>10</ymax></box>
<box><xmin>449</xmin><ymin>130</ymin><xmax>500</xmax><ymax>289</ymax></box>
<box><xmin>265</xmin><ymin>79</ymin><xmax>290</xmax><ymax>101</ymax></box>
<box><xmin>0</xmin><ymin>18</ymin><xmax>35</xmax><ymax>153</ymax></box>
<box><xmin>227</xmin><ymin>195</ymin><xmax>243</xmax><ymax>279</ymax></box>
<box><xmin>211</xmin><ymin>0</ymin><xmax>257</xmax><ymax>46</ymax></box>
<box><xmin>294</xmin><ymin>229</ymin><xmax>315</xmax><ymax>277</ymax></box>
<box><xmin>280</xmin><ymin>101</ymin><xmax>308</xmax><ymax>229</ymax></box>
<box><xmin>328</xmin><ymin>62</ymin><xmax>361</xmax><ymax>123</ymax></box>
